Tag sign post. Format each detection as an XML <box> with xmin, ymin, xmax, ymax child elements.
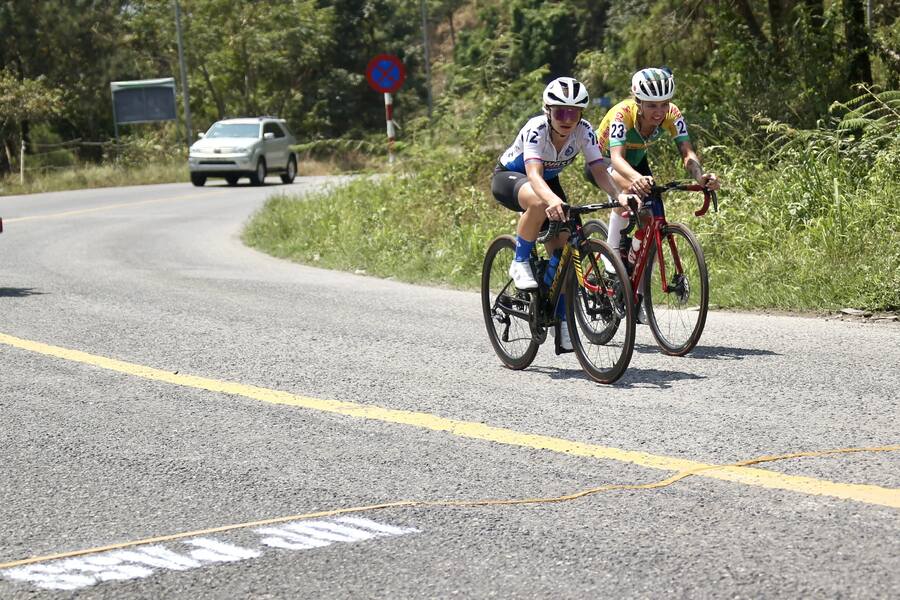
<box><xmin>365</xmin><ymin>54</ymin><xmax>406</xmax><ymax>165</ymax></box>
<box><xmin>384</xmin><ymin>93</ymin><xmax>396</xmax><ymax>164</ymax></box>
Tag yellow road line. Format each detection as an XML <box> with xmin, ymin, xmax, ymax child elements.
<box><xmin>1</xmin><ymin>332</ymin><xmax>898</xmax><ymax>509</ymax></box>
<box><xmin>3</xmin><ymin>190</ymin><xmax>227</xmax><ymax>223</ymax></box>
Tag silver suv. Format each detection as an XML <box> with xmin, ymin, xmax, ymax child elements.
<box><xmin>188</xmin><ymin>117</ymin><xmax>298</xmax><ymax>186</ymax></box>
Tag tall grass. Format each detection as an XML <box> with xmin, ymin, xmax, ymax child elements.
<box><xmin>0</xmin><ymin>160</ymin><xmax>188</xmax><ymax>196</ymax></box>
<box><xmin>243</xmin><ymin>154</ymin><xmax>509</xmax><ymax>288</ymax></box>
<box><xmin>245</xmin><ymin>87</ymin><xmax>900</xmax><ymax>312</ymax></box>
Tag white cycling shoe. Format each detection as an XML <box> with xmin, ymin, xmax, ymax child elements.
<box><xmin>636</xmin><ymin>300</ymin><xmax>648</xmax><ymax>325</ymax></box>
<box><xmin>601</xmin><ymin>254</ymin><xmax>616</xmax><ymax>274</ymax></box>
<box><xmin>508</xmin><ymin>260</ymin><xmax>538</xmax><ymax>290</ymax></box>
<box><xmin>558</xmin><ymin>323</ymin><xmax>573</xmax><ymax>350</ymax></box>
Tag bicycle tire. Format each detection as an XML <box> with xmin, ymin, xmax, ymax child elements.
<box><xmin>481</xmin><ymin>235</ymin><xmax>540</xmax><ymax>370</ymax></box>
<box><xmin>572</xmin><ymin>241</ymin><xmax>624</xmax><ymax>346</ymax></box>
<box><xmin>566</xmin><ymin>238</ymin><xmax>635</xmax><ymax>384</ymax></box>
<box><xmin>582</xmin><ymin>219</ymin><xmax>609</xmax><ymax>240</ymax></box>
<box><xmin>642</xmin><ymin>223</ymin><xmax>709</xmax><ymax>356</ymax></box>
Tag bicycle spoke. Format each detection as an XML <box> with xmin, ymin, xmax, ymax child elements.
<box><xmin>481</xmin><ymin>236</ymin><xmax>539</xmax><ymax>369</ymax></box>
<box><xmin>567</xmin><ymin>239</ymin><xmax>635</xmax><ymax>384</ymax></box>
<box><xmin>644</xmin><ymin>224</ymin><xmax>708</xmax><ymax>356</ymax></box>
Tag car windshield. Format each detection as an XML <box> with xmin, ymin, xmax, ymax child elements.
<box><xmin>206</xmin><ymin>123</ymin><xmax>259</xmax><ymax>138</ymax></box>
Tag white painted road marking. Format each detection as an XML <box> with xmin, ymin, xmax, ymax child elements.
<box><xmin>108</xmin><ymin>546</ymin><xmax>201</xmax><ymax>570</ymax></box>
<box><xmin>182</xmin><ymin>538</ymin><xmax>262</xmax><ymax>562</ymax></box>
<box><xmin>1</xmin><ymin>517</ymin><xmax>418</xmax><ymax>591</ymax></box>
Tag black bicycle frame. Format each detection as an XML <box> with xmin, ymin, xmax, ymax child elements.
<box><xmin>493</xmin><ymin>201</ymin><xmax>621</xmax><ymax>329</ymax></box>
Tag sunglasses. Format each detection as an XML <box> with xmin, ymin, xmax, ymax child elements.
<box><xmin>551</xmin><ymin>107</ymin><xmax>582</xmax><ymax>122</ymax></box>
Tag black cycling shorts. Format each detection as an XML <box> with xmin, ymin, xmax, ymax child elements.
<box><xmin>491</xmin><ymin>168</ymin><xmax>567</xmax><ymax>212</ymax></box>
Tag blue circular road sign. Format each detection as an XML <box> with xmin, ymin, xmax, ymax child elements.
<box><xmin>366</xmin><ymin>54</ymin><xmax>407</xmax><ymax>94</ymax></box>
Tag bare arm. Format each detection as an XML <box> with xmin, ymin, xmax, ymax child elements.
<box><xmin>587</xmin><ymin>160</ymin><xmax>633</xmax><ymax>208</ymax></box>
<box><xmin>611</xmin><ymin>145</ymin><xmax>654</xmax><ymax>197</ymax></box>
<box><xmin>524</xmin><ymin>160</ymin><xmax>561</xmax><ymax>204</ymax></box>
<box><xmin>677</xmin><ymin>140</ymin><xmax>720</xmax><ymax>190</ymax></box>
<box><xmin>524</xmin><ymin>160</ymin><xmax>566</xmax><ymax>220</ymax></box>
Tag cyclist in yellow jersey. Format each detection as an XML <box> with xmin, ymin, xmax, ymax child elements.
<box><xmin>587</xmin><ymin>68</ymin><xmax>720</xmax><ymax>270</ymax></box>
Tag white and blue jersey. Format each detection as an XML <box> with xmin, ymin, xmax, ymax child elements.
<box><xmin>498</xmin><ymin>115</ymin><xmax>605</xmax><ymax>180</ymax></box>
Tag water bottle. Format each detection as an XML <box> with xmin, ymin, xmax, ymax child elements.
<box><xmin>627</xmin><ymin>235</ymin><xmax>641</xmax><ymax>266</ymax></box>
<box><xmin>543</xmin><ymin>250</ymin><xmax>562</xmax><ymax>286</ymax></box>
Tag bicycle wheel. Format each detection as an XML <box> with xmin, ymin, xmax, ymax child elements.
<box><xmin>481</xmin><ymin>235</ymin><xmax>539</xmax><ymax>370</ymax></box>
<box><xmin>582</xmin><ymin>218</ymin><xmax>608</xmax><ymax>240</ymax></box>
<box><xmin>566</xmin><ymin>238</ymin><xmax>635</xmax><ymax>384</ymax></box>
<box><xmin>643</xmin><ymin>223</ymin><xmax>709</xmax><ymax>356</ymax></box>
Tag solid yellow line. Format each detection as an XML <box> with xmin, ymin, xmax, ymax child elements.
<box><xmin>1</xmin><ymin>332</ymin><xmax>898</xmax><ymax>509</ymax></box>
<box><xmin>3</xmin><ymin>190</ymin><xmax>228</xmax><ymax>223</ymax></box>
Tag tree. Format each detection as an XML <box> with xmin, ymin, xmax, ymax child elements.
<box><xmin>843</xmin><ymin>0</ymin><xmax>873</xmax><ymax>84</ymax></box>
<box><xmin>0</xmin><ymin>70</ymin><xmax>63</xmax><ymax>172</ymax></box>
<box><xmin>0</xmin><ymin>1</ymin><xmax>131</xmax><ymax>158</ymax></box>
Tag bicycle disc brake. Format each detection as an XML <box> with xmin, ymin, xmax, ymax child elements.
<box><xmin>611</xmin><ymin>276</ymin><xmax>628</xmax><ymax>320</ymax></box>
<box><xmin>670</xmin><ymin>273</ymin><xmax>690</xmax><ymax>304</ymax></box>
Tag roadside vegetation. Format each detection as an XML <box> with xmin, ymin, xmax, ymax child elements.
<box><xmin>244</xmin><ymin>85</ymin><xmax>900</xmax><ymax>311</ymax></box>
<box><xmin>0</xmin><ymin>162</ymin><xmax>185</xmax><ymax>196</ymax></box>
<box><xmin>0</xmin><ymin>154</ymin><xmax>372</xmax><ymax>197</ymax></box>
<box><xmin>0</xmin><ymin>122</ymin><xmax>187</xmax><ymax>195</ymax></box>
<box><xmin>245</xmin><ymin>1</ymin><xmax>900</xmax><ymax>313</ymax></box>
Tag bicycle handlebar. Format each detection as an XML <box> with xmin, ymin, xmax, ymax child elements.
<box><xmin>534</xmin><ymin>181</ymin><xmax>719</xmax><ymax>243</ymax></box>
<box><xmin>648</xmin><ymin>180</ymin><xmax>719</xmax><ymax>217</ymax></box>
<box><xmin>535</xmin><ymin>202</ymin><xmax>622</xmax><ymax>243</ymax></box>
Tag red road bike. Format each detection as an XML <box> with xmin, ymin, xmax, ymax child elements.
<box><xmin>585</xmin><ymin>181</ymin><xmax>718</xmax><ymax>356</ymax></box>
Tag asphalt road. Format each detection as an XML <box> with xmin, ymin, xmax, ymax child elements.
<box><xmin>0</xmin><ymin>178</ymin><xmax>897</xmax><ymax>598</ymax></box>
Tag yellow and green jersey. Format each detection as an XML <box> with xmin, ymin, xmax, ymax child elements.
<box><xmin>596</xmin><ymin>99</ymin><xmax>690</xmax><ymax>166</ymax></box>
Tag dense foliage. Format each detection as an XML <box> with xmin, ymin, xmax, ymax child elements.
<box><xmin>0</xmin><ymin>0</ymin><xmax>465</xmax><ymax>170</ymax></box>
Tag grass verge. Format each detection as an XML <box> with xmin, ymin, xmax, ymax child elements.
<box><xmin>244</xmin><ymin>147</ymin><xmax>900</xmax><ymax>313</ymax></box>
<box><xmin>0</xmin><ymin>160</ymin><xmax>188</xmax><ymax>196</ymax></box>
<box><xmin>0</xmin><ymin>152</ymin><xmax>374</xmax><ymax>197</ymax></box>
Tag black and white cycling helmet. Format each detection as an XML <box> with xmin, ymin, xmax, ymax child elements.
<box><xmin>631</xmin><ymin>68</ymin><xmax>675</xmax><ymax>101</ymax></box>
<box><xmin>542</xmin><ymin>77</ymin><xmax>590</xmax><ymax>108</ymax></box>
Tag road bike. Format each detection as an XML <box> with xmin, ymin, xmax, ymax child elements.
<box><xmin>584</xmin><ymin>181</ymin><xmax>718</xmax><ymax>356</ymax></box>
<box><xmin>481</xmin><ymin>203</ymin><xmax>636</xmax><ymax>384</ymax></box>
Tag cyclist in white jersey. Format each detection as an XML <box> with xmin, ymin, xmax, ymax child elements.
<box><xmin>491</xmin><ymin>77</ymin><xmax>633</xmax><ymax>350</ymax></box>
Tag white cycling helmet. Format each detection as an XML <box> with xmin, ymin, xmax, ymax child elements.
<box><xmin>542</xmin><ymin>77</ymin><xmax>590</xmax><ymax>108</ymax></box>
<box><xmin>631</xmin><ymin>68</ymin><xmax>675</xmax><ymax>101</ymax></box>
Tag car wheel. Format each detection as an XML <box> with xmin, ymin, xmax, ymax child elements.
<box><xmin>190</xmin><ymin>173</ymin><xmax>206</xmax><ymax>187</ymax></box>
<box><xmin>249</xmin><ymin>159</ymin><xmax>267</xmax><ymax>186</ymax></box>
<box><xmin>225</xmin><ymin>176</ymin><xmax>239</xmax><ymax>186</ymax></box>
<box><xmin>280</xmin><ymin>156</ymin><xmax>297</xmax><ymax>184</ymax></box>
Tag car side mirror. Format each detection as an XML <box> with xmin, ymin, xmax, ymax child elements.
<box><xmin>263</xmin><ymin>132</ymin><xmax>275</xmax><ymax>140</ymax></box>
<box><xmin>197</xmin><ymin>132</ymin><xmax>205</xmax><ymax>139</ymax></box>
